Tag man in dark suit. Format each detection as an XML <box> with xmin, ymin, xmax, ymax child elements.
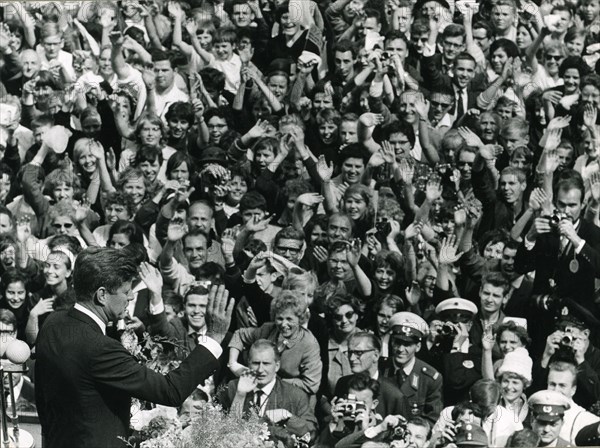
<box><xmin>379</xmin><ymin>312</ymin><xmax>443</xmax><ymax>425</ymax></box>
<box><xmin>216</xmin><ymin>339</ymin><xmax>317</xmax><ymax>443</ymax></box>
<box><xmin>515</xmin><ymin>174</ymin><xmax>600</xmax><ymax>354</ymax></box>
<box><xmin>35</xmin><ymin>247</ymin><xmax>233</xmax><ymax>448</ymax></box>
<box><xmin>334</xmin><ymin>332</ymin><xmax>410</xmax><ymax>418</ymax></box>
<box><xmin>420</xmin><ymin>23</ymin><xmax>486</xmax><ymax>123</ymax></box>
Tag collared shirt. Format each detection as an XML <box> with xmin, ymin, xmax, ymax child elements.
<box><xmin>74</xmin><ymin>303</ymin><xmax>106</xmax><ymax>335</ymax></box>
<box><xmin>153</xmin><ymin>83</ymin><xmax>190</xmax><ymax>120</ymax></box>
<box><xmin>253</xmin><ymin>377</ymin><xmax>277</xmax><ymax>416</ymax></box>
<box><xmin>453</xmin><ymin>85</ymin><xmax>468</xmax><ymax>121</ymax></box>
<box><xmin>524</xmin><ymin>219</ymin><xmax>586</xmax><ymax>254</ymax></box>
<box><xmin>400</xmin><ymin>356</ymin><xmax>416</xmax><ymax>377</ymax></box>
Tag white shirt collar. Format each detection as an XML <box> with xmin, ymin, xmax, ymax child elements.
<box><xmin>256</xmin><ymin>377</ymin><xmax>277</xmax><ymax>395</ymax></box>
<box><xmin>402</xmin><ymin>356</ymin><xmax>417</xmax><ymax>376</ymax></box>
<box><xmin>74</xmin><ymin>303</ymin><xmax>106</xmax><ymax>335</ymax></box>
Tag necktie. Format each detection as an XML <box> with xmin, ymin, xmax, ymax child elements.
<box><xmin>396</xmin><ymin>370</ymin><xmax>408</xmax><ymax>387</ymax></box>
<box><xmin>254</xmin><ymin>390</ymin><xmax>264</xmax><ymax>412</ymax></box>
<box><xmin>456</xmin><ymin>89</ymin><xmax>465</xmax><ymax>119</ymax></box>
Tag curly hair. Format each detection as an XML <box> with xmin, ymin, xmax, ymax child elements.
<box><xmin>325</xmin><ymin>293</ymin><xmax>362</xmax><ymax>320</ymax></box>
<box><xmin>47</xmin><ymin>199</ymin><xmax>77</xmax><ymax>223</ymax></box>
<box><xmin>270</xmin><ymin>290</ymin><xmax>309</xmax><ymax>324</ymax></box>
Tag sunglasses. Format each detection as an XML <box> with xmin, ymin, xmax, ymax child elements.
<box><xmin>545</xmin><ymin>55</ymin><xmax>563</xmax><ymax>61</ymax></box>
<box><xmin>430</xmin><ymin>100</ymin><xmax>453</xmax><ymax>109</ymax></box>
<box><xmin>53</xmin><ymin>223</ymin><xmax>74</xmax><ymax>229</ymax></box>
<box><xmin>333</xmin><ymin>310</ymin><xmax>355</xmax><ymax>321</ymax></box>
<box><xmin>347</xmin><ymin>349</ymin><xmax>376</xmax><ymax>358</ymax></box>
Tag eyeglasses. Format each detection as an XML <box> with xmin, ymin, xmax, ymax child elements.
<box><xmin>53</xmin><ymin>223</ymin><xmax>74</xmax><ymax>229</ymax></box>
<box><xmin>430</xmin><ymin>100</ymin><xmax>453</xmax><ymax>109</ymax></box>
<box><xmin>545</xmin><ymin>55</ymin><xmax>564</xmax><ymax>61</ymax></box>
<box><xmin>329</xmin><ymin>259</ymin><xmax>348</xmax><ymax>266</ymax></box>
<box><xmin>333</xmin><ymin>310</ymin><xmax>355</xmax><ymax>321</ymax></box>
<box><xmin>457</xmin><ymin>161</ymin><xmax>474</xmax><ymax>167</ymax></box>
<box><xmin>275</xmin><ymin>246</ymin><xmax>301</xmax><ymax>255</ymax></box>
<box><xmin>443</xmin><ymin>41</ymin><xmax>464</xmax><ymax>49</ymax></box>
<box><xmin>348</xmin><ymin>349</ymin><xmax>376</xmax><ymax>358</ymax></box>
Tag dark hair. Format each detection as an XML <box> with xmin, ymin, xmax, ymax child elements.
<box><xmin>164</xmin><ymin>290</ymin><xmax>184</xmax><ymax>314</ymax></box>
<box><xmin>1</xmin><ymin>268</ymin><xmax>28</xmax><ymax>295</ymax></box>
<box><xmin>165</xmin><ymin>101</ymin><xmax>195</xmax><ymax>125</ymax></box>
<box><xmin>204</xmin><ymin>106</ymin><xmax>233</xmax><ymax>128</ymax></box>
<box><xmin>347</xmin><ymin>372</ymin><xmax>380</xmax><ymax>400</ymax></box>
<box><xmin>108</xmin><ymin>220</ymin><xmax>145</xmax><ymax>247</ymax></box>
<box><xmin>506</xmin><ymin>429</ymin><xmax>541</xmax><ymax>447</ymax></box>
<box><xmin>469</xmin><ymin>379</ymin><xmax>501</xmax><ymax>420</ymax></box>
<box><xmin>48</xmin><ymin>235</ymin><xmax>83</xmax><ymax>255</ymax></box>
<box><xmin>239</xmin><ymin>191</ymin><xmax>267</xmax><ymax>212</ymax></box>
<box><xmin>326</xmin><ymin>293</ymin><xmax>362</xmax><ymax>319</ymax></box>
<box><xmin>478</xmin><ymin>229</ymin><xmax>509</xmax><ymax>256</ymax></box>
<box><xmin>559</xmin><ymin>56</ymin><xmax>591</xmax><ymax>78</ymax></box>
<box><xmin>381</xmin><ymin>120</ymin><xmax>416</xmax><ymax>147</ymax></box>
<box><xmin>120</xmin><ymin>242</ymin><xmax>149</xmax><ymax>265</ymax></box>
<box><xmin>442</xmin><ymin>23</ymin><xmax>466</xmax><ymax>40</ymax></box>
<box><xmin>274</xmin><ymin>226</ymin><xmax>305</xmax><ymax>247</ymax></box>
<box><xmin>407</xmin><ymin>417</ymin><xmax>432</xmax><ymax>438</ymax></box>
<box><xmin>489</xmin><ymin>38</ymin><xmax>520</xmax><ymax>60</ymax></box>
<box><xmin>339</xmin><ymin>143</ymin><xmax>369</xmax><ymax>165</ymax></box>
<box><xmin>196</xmin><ymin>262</ymin><xmax>225</xmax><ymax>285</ymax></box>
<box><xmin>495</xmin><ymin>320</ymin><xmax>531</xmax><ymax>347</ymax></box>
<box><xmin>166</xmin><ymin>151</ymin><xmax>194</xmax><ymax>180</ymax></box>
<box><xmin>199</xmin><ymin>68</ymin><xmax>226</xmax><ymax>94</ymax></box>
<box><xmin>472</xmin><ymin>20</ymin><xmax>493</xmax><ymax>37</ymax></box>
<box><xmin>104</xmin><ymin>191</ymin><xmax>136</xmax><ymax>218</ymax></box>
<box><xmin>334</xmin><ymin>39</ymin><xmax>357</xmax><ymax>58</ymax></box>
<box><xmin>0</xmin><ymin>308</ymin><xmax>17</xmax><ymax>328</ymax></box>
<box><xmin>73</xmin><ymin>247</ymin><xmax>138</xmax><ymax>302</ymax></box>
<box><xmin>452</xmin><ymin>400</ymin><xmax>484</xmax><ymax>420</ymax></box>
<box><xmin>455</xmin><ymin>52</ymin><xmax>477</xmax><ymax>66</ymax></box>
<box><xmin>555</xmin><ymin>173</ymin><xmax>585</xmax><ymax>203</ymax></box>
<box><xmin>150</xmin><ymin>49</ymin><xmax>174</xmax><ymax>68</ymax></box>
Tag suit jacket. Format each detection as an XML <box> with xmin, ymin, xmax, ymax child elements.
<box><xmin>216</xmin><ymin>377</ymin><xmax>317</xmax><ymax>439</ymax></box>
<box><xmin>334</xmin><ymin>374</ymin><xmax>411</xmax><ymax>418</ymax></box>
<box><xmin>35</xmin><ymin>307</ymin><xmax>220</xmax><ymax>448</ymax></box>
<box><xmin>380</xmin><ymin>357</ymin><xmax>443</xmax><ymax>424</ymax></box>
<box><xmin>514</xmin><ymin>219</ymin><xmax>600</xmax><ymax>309</ymax></box>
<box><xmin>420</xmin><ymin>53</ymin><xmax>486</xmax><ymax>110</ymax></box>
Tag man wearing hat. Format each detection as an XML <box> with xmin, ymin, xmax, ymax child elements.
<box><xmin>455</xmin><ymin>423</ymin><xmax>489</xmax><ymax>448</ymax></box>
<box><xmin>380</xmin><ymin>312</ymin><xmax>443</xmax><ymax>424</ymax></box>
<box><xmin>529</xmin><ymin>390</ymin><xmax>572</xmax><ymax>447</ymax></box>
<box><xmin>431</xmin><ymin>298</ymin><xmax>482</xmax><ymax>406</ymax></box>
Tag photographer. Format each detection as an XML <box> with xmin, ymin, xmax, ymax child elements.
<box><xmin>317</xmin><ymin>372</ymin><xmax>384</xmax><ymax>447</ymax></box>
<box><xmin>514</xmin><ymin>175</ymin><xmax>600</xmax><ymax>353</ymax></box>
<box><xmin>537</xmin><ymin>314</ymin><xmax>600</xmax><ymax>410</ymax></box>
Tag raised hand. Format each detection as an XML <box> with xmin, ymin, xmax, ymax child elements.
<box><xmin>236</xmin><ymin>368</ymin><xmax>258</xmax><ymax>394</ymax></box>
<box><xmin>405</xmin><ymin>282</ymin><xmax>421</xmax><ymax>306</ymax></box>
<box><xmin>425</xmin><ymin>177</ymin><xmax>442</xmax><ymax>202</ymax></box>
<box><xmin>167</xmin><ymin>218</ymin><xmax>188</xmax><ymax>242</ymax></box>
<box><xmin>221</xmin><ymin>228</ymin><xmax>236</xmax><ymax>259</ymax></box>
<box><xmin>438</xmin><ymin>234</ymin><xmax>464</xmax><ymax>264</ymax></box>
<box><xmin>204</xmin><ymin>284</ymin><xmax>233</xmax><ymax>343</ymax></box>
<box><xmin>185</xmin><ymin>18</ymin><xmax>198</xmax><ymax>35</ymax></box>
<box><xmin>368</xmin><ymin>151</ymin><xmax>386</xmax><ymax>168</ymax></box>
<box><xmin>316</xmin><ymin>155</ymin><xmax>334</xmax><ymax>182</ymax></box>
<box><xmin>142</xmin><ymin>68</ymin><xmax>156</xmax><ymax>90</ymax></box>
<box><xmin>528</xmin><ymin>187</ymin><xmax>548</xmax><ymax>211</ymax></box>
<box><xmin>454</xmin><ymin>206</ymin><xmax>467</xmax><ymax>226</ymax></box>
<box><xmin>245</xmin><ymin>214</ymin><xmax>271</xmax><ymax>233</ymax></box>
<box><xmin>139</xmin><ymin>262</ymin><xmax>163</xmax><ymax>295</ymax></box>
<box><xmin>544</xmin><ymin>128</ymin><xmax>562</xmax><ymax>151</ymax></box>
<box><xmin>480</xmin><ymin>144</ymin><xmax>503</xmax><ymax>161</ymax></box>
<box><xmin>74</xmin><ymin>200</ymin><xmax>91</xmax><ymax>223</ymax></box>
<box><xmin>246</xmin><ymin>119</ymin><xmax>269</xmax><ymax>140</ymax></box>
<box><xmin>31</xmin><ymin>297</ymin><xmax>55</xmax><ymax>317</ymax></box>
<box><xmin>482</xmin><ymin>325</ymin><xmax>495</xmax><ymax>352</ymax></box>
<box><xmin>544</xmin><ymin>149</ymin><xmax>560</xmax><ymax>173</ymax></box>
<box><xmin>380</xmin><ymin>141</ymin><xmax>396</xmax><ymax>164</ymax></box>
<box><xmin>359</xmin><ymin>113</ymin><xmax>384</xmax><ymax>128</ymax></box>
<box><xmin>167</xmin><ymin>1</ymin><xmax>185</xmax><ymax>19</ymax></box>
<box><xmin>346</xmin><ymin>239</ymin><xmax>362</xmax><ymax>267</ymax></box>
<box><xmin>297</xmin><ymin>192</ymin><xmax>324</xmax><ymax>207</ymax></box>
<box><xmin>404</xmin><ymin>221</ymin><xmax>423</xmax><ymax>240</ymax></box>
<box><xmin>584</xmin><ymin>103</ymin><xmax>598</xmax><ymax>130</ymax></box>
<box><xmin>414</xmin><ymin>97</ymin><xmax>430</xmax><ymax>119</ymax></box>
<box><xmin>542</xmin><ymin>90</ymin><xmax>563</xmax><ymax>105</ymax></box>
<box><xmin>398</xmin><ymin>158</ymin><xmax>414</xmax><ymax>184</ymax></box>
<box><xmin>458</xmin><ymin>127</ymin><xmax>484</xmax><ymax>148</ymax></box>
<box><xmin>591</xmin><ymin>172</ymin><xmax>600</xmax><ymax>202</ymax></box>
<box><xmin>16</xmin><ymin>216</ymin><xmax>32</xmax><ymax>243</ymax></box>
<box><xmin>313</xmin><ymin>246</ymin><xmax>328</xmax><ymax>263</ymax></box>
<box><xmin>547</xmin><ymin>115</ymin><xmax>571</xmax><ymax>131</ymax></box>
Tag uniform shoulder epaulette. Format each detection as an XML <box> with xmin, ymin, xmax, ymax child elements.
<box><xmin>421</xmin><ymin>366</ymin><xmax>440</xmax><ymax>380</ymax></box>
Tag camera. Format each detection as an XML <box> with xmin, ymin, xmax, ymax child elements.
<box><xmin>339</xmin><ymin>394</ymin><xmax>367</xmax><ymax>419</ymax></box>
<box><xmin>376</xmin><ymin>218</ymin><xmax>392</xmax><ymax>237</ymax></box>
<box><xmin>440</xmin><ymin>323</ymin><xmax>457</xmax><ymax>338</ymax></box>
<box><xmin>560</xmin><ymin>334</ymin><xmax>573</xmax><ymax>347</ymax></box>
<box><xmin>543</xmin><ymin>211</ymin><xmax>570</xmax><ymax>231</ymax></box>
<box><xmin>390</xmin><ymin>420</ymin><xmax>409</xmax><ymax>442</ymax></box>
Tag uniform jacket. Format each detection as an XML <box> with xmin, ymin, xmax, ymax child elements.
<box><xmin>380</xmin><ymin>357</ymin><xmax>443</xmax><ymax>424</ymax></box>
<box><xmin>35</xmin><ymin>307</ymin><xmax>220</xmax><ymax>448</ymax></box>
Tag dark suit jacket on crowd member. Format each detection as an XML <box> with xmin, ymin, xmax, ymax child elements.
<box><xmin>575</xmin><ymin>421</ymin><xmax>600</xmax><ymax>447</ymax></box>
<box><xmin>380</xmin><ymin>357</ymin><xmax>443</xmax><ymax>424</ymax></box>
<box><xmin>334</xmin><ymin>374</ymin><xmax>411</xmax><ymax>418</ymax></box>
<box><xmin>216</xmin><ymin>377</ymin><xmax>318</xmax><ymax>439</ymax></box>
<box><xmin>35</xmin><ymin>307</ymin><xmax>220</xmax><ymax>448</ymax></box>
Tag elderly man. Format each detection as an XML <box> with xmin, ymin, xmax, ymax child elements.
<box><xmin>216</xmin><ymin>339</ymin><xmax>317</xmax><ymax>443</ymax></box>
<box><xmin>35</xmin><ymin>247</ymin><xmax>233</xmax><ymax>448</ymax></box>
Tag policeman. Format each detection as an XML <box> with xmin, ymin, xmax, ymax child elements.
<box><xmin>431</xmin><ymin>298</ymin><xmax>482</xmax><ymax>405</ymax></box>
<box><xmin>379</xmin><ymin>312</ymin><xmax>443</xmax><ymax>425</ymax></box>
<box><xmin>455</xmin><ymin>423</ymin><xmax>489</xmax><ymax>448</ymax></box>
<box><xmin>529</xmin><ymin>389</ymin><xmax>572</xmax><ymax>447</ymax></box>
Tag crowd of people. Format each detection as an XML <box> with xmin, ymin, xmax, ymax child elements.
<box><xmin>0</xmin><ymin>0</ymin><xmax>600</xmax><ymax>446</ymax></box>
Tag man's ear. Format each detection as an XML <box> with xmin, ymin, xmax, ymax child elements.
<box><xmin>275</xmin><ymin>361</ymin><xmax>281</xmax><ymax>373</ymax></box>
<box><xmin>372</xmin><ymin>399</ymin><xmax>379</xmax><ymax>410</ymax></box>
<box><xmin>177</xmin><ymin>310</ymin><xmax>185</xmax><ymax>318</ymax></box>
<box><xmin>95</xmin><ymin>287</ymin><xmax>109</xmax><ymax>307</ymax></box>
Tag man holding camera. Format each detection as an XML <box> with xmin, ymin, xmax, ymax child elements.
<box><xmin>379</xmin><ymin>312</ymin><xmax>443</xmax><ymax>425</ymax></box>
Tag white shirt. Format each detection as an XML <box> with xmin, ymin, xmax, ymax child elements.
<box><xmin>74</xmin><ymin>303</ymin><xmax>107</xmax><ymax>335</ymax></box>
<box><xmin>153</xmin><ymin>84</ymin><xmax>189</xmax><ymax>121</ymax></box>
<box><xmin>254</xmin><ymin>377</ymin><xmax>277</xmax><ymax>416</ymax></box>
<box><xmin>210</xmin><ymin>53</ymin><xmax>242</xmax><ymax>94</ymax></box>
<box><xmin>560</xmin><ymin>400</ymin><xmax>600</xmax><ymax>445</ymax></box>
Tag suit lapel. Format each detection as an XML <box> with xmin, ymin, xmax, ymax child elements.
<box><xmin>68</xmin><ymin>307</ymin><xmax>104</xmax><ymax>334</ymax></box>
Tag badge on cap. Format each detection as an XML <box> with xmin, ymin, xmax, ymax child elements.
<box><xmin>543</xmin><ymin>406</ymin><xmax>552</xmax><ymax>413</ymax></box>
<box><xmin>402</xmin><ymin>326</ymin><xmax>411</xmax><ymax>336</ymax></box>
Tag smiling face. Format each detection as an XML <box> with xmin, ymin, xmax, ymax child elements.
<box><xmin>227</xmin><ymin>175</ymin><xmax>248</xmax><ymax>205</ymax></box>
<box><xmin>344</xmin><ymin>193</ymin><xmax>367</xmax><ymax>220</ymax></box>
<box><xmin>154</xmin><ymin>59</ymin><xmax>175</xmax><ymax>91</ymax></box>
<box><xmin>491</xmin><ymin>47</ymin><xmax>509</xmax><ymax>75</ymax></box>
<box><xmin>544</xmin><ymin>49</ymin><xmax>565</xmax><ymax>76</ymax></box>
<box><xmin>232</xmin><ymin>3</ymin><xmax>254</xmax><ymax>27</ymax></box>
<box><xmin>207</xmin><ymin>116</ymin><xmax>228</xmax><ymax>143</ymax></box>
<box><xmin>105</xmin><ymin>203</ymin><xmax>131</xmax><ymax>225</ymax></box>
<box><xmin>328</xmin><ymin>250</ymin><xmax>352</xmax><ymax>280</ymax></box>
<box><xmin>374</xmin><ymin>265</ymin><xmax>396</xmax><ymax>291</ymax></box>
<box><xmin>340</xmin><ymin>121</ymin><xmax>358</xmax><ymax>145</ymax></box>
<box><xmin>168</xmin><ymin>118</ymin><xmax>191</xmax><ymax>140</ymax></box>
<box><xmin>341</xmin><ymin>158</ymin><xmax>365</xmax><ymax>185</ymax></box>
<box><xmin>4</xmin><ymin>280</ymin><xmax>26</xmax><ymax>309</ymax></box>
<box><xmin>267</xmin><ymin>74</ymin><xmax>288</xmax><ymax>101</ymax></box>
<box><xmin>348</xmin><ymin>337</ymin><xmax>379</xmax><ymax>373</ymax></box>
<box><xmin>376</xmin><ymin>303</ymin><xmax>395</xmax><ymax>334</ymax></box>
<box><xmin>498</xmin><ymin>329</ymin><xmax>523</xmax><ymax>354</ymax></box>
<box><xmin>279</xmin><ymin>11</ymin><xmax>300</xmax><ymax>35</ymax></box>
<box><xmin>185</xmin><ymin>293</ymin><xmax>208</xmax><ymax>331</ymax></box>
<box><xmin>479</xmin><ymin>113</ymin><xmax>499</xmax><ymax>143</ymax></box>
<box><xmin>453</xmin><ymin>58</ymin><xmax>476</xmax><ymax>89</ymax></box>
<box><xmin>563</xmin><ymin>68</ymin><xmax>581</xmax><ymax>94</ymax></box>
<box><xmin>275</xmin><ymin>308</ymin><xmax>301</xmax><ymax>338</ymax></box>
<box><xmin>183</xmin><ymin>234</ymin><xmax>208</xmax><ymax>270</ymax></box>
<box><xmin>319</xmin><ymin>122</ymin><xmax>338</xmax><ymax>145</ymax></box>
<box><xmin>332</xmin><ymin>304</ymin><xmax>358</xmax><ymax>335</ymax></box>
<box><xmin>500</xmin><ymin>173</ymin><xmax>525</xmax><ymax>204</ymax></box>
<box><xmin>43</xmin><ymin>252</ymin><xmax>72</xmax><ymax>287</ymax></box>
<box><xmin>139</xmin><ymin>122</ymin><xmax>162</xmax><ymax>146</ymax></box>
<box><xmin>479</xmin><ymin>283</ymin><xmax>506</xmax><ymax>315</ymax></box>
<box><xmin>139</xmin><ymin>159</ymin><xmax>161</xmax><ymax>183</ymax></box>
<box><xmin>123</xmin><ymin>177</ymin><xmax>146</xmax><ymax>205</ymax></box>
<box><xmin>77</xmin><ymin>145</ymin><xmax>97</xmax><ymax>174</ymax></box>
<box><xmin>565</xmin><ymin>35</ymin><xmax>585</xmax><ymax>56</ymax></box>
<box><xmin>491</xmin><ymin>5</ymin><xmax>515</xmax><ymax>31</ymax></box>
<box><xmin>391</xmin><ymin>337</ymin><xmax>420</xmax><ymax>367</ymax></box>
